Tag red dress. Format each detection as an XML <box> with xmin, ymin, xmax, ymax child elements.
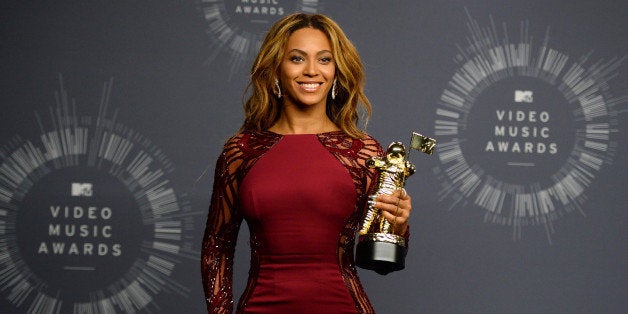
<box><xmin>201</xmin><ymin>130</ymin><xmax>386</xmax><ymax>313</ymax></box>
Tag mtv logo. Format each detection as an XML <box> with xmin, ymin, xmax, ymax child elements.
<box><xmin>514</xmin><ymin>90</ymin><xmax>533</xmax><ymax>103</ymax></box>
<box><xmin>71</xmin><ymin>183</ymin><xmax>93</xmax><ymax>197</ymax></box>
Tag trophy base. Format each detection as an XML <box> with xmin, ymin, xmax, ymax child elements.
<box><xmin>356</xmin><ymin>234</ymin><xmax>406</xmax><ymax>275</ymax></box>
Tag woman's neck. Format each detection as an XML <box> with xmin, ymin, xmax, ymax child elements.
<box><xmin>269</xmin><ymin>107</ymin><xmax>339</xmax><ymax>135</ymax></box>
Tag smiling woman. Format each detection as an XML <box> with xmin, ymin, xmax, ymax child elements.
<box><xmin>240</xmin><ymin>13</ymin><xmax>371</xmax><ymax>138</ymax></box>
<box><xmin>272</xmin><ymin>27</ymin><xmax>338</xmax><ymax>134</ymax></box>
<box><xmin>201</xmin><ymin>13</ymin><xmax>414</xmax><ymax>314</ymax></box>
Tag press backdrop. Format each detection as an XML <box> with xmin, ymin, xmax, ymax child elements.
<box><xmin>1</xmin><ymin>1</ymin><xmax>626</xmax><ymax>313</ymax></box>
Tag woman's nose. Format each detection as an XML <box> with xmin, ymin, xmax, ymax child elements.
<box><xmin>302</xmin><ymin>60</ymin><xmax>318</xmax><ymax>76</ymax></box>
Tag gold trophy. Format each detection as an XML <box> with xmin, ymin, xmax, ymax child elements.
<box><xmin>356</xmin><ymin>132</ymin><xmax>435</xmax><ymax>274</ymax></box>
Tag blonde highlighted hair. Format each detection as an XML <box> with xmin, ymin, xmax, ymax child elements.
<box><xmin>240</xmin><ymin>13</ymin><xmax>372</xmax><ymax>138</ymax></box>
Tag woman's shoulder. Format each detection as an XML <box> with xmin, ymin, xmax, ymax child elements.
<box><xmin>320</xmin><ymin>131</ymin><xmax>383</xmax><ymax>158</ymax></box>
<box><xmin>220</xmin><ymin>130</ymin><xmax>283</xmax><ymax>157</ymax></box>
<box><xmin>219</xmin><ymin>132</ymin><xmax>244</xmax><ymax>153</ymax></box>
<box><xmin>222</xmin><ymin>129</ymin><xmax>277</xmax><ymax>144</ymax></box>
<box><xmin>356</xmin><ymin>132</ymin><xmax>384</xmax><ymax>155</ymax></box>
<box><xmin>357</xmin><ymin>132</ymin><xmax>380</xmax><ymax>145</ymax></box>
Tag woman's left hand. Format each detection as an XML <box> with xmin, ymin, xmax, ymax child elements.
<box><xmin>371</xmin><ymin>188</ymin><xmax>412</xmax><ymax>236</ymax></box>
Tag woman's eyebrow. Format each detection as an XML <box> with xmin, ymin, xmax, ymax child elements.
<box><xmin>287</xmin><ymin>48</ymin><xmax>332</xmax><ymax>56</ymax></box>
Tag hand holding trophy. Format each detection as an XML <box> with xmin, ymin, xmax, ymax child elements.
<box><xmin>356</xmin><ymin>132</ymin><xmax>435</xmax><ymax>275</ymax></box>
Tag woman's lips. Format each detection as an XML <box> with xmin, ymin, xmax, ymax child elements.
<box><xmin>299</xmin><ymin>82</ymin><xmax>323</xmax><ymax>92</ymax></box>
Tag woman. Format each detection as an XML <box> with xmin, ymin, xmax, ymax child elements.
<box><xmin>201</xmin><ymin>13</ymin><xmax>412</xmax><ymax>313</ymax></box>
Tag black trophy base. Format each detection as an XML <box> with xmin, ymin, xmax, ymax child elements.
<box><xmin>356</xmin><ymin>238</ymin><xmax>406</xmax><ymax>275</ymax></box>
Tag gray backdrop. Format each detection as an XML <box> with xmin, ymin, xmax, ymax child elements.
<box><xmin>1</xmin><ymin>1</ymin><xmax>626</xmax><ymax>313</ymax></box>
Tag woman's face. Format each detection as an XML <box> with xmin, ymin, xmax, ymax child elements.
<box><xmin>278</xmin><ymin>27</ymin><xmax>335</xmax><ymax>109</ymax></box>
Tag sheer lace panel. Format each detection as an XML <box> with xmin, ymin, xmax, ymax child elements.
<box><xmin>201</xmin><ymin>131</ymin><xmax>281</xmax><ymax>313</ymax></box>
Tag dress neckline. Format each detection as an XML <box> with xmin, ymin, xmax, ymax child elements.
<box><xmin>260</xmin><ymin>129</ymin><xmax>345</xmax><ymax>137</ymax></box>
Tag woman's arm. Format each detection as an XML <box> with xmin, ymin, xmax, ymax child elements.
<box><xmin>201</xmin><ymin>136</ymin><xmax>244</xmax><ymax>313</ymax></box>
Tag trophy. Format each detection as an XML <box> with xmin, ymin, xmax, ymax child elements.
<box><xmin>356</xmin><ymin>132</ymin><xmax>435</xmax><ymax>275</ymax></box>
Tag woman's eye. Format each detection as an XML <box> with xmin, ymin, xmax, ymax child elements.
<box><xmin>319</xmin><ymin>57</ymin><xmax>332</xmax><ymax>64</ymax></box>
<box><xmin>290</xmin><ymin>56</ymin><xmax>304</xmax><ymax>62</ymax></box>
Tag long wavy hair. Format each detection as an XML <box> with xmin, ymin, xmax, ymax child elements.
<box><xmin>240</xmin><ymin>13</ymin><xmax>372</xmax><ymax>138</ymax></box>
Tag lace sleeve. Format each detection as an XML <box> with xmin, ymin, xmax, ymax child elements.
<box><xmin>201</xmin><ymin>135</ymin><xmax>245</xmax><ymax>313</ymax></box>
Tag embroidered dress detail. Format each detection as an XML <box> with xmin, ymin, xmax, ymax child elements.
<box><xmin>202</xmin><ymin>131</ymin><xmax>395</xmax><ymax>314</ymax></box>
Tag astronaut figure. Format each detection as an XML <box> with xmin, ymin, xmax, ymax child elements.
<box><xmin>359</xmin><ymin>142</ymin><xmax>416</xmax><ymax>235</ymax></box>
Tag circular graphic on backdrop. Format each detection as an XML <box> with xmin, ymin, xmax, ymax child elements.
<box><xmin>432</xmin><ymin>17</ymin><xmax>621</xmax><ymax>242</ymax></box>
<box><xmin>461</xmin><ymin>76</ymin><xmax>573</xmax><ymax>183</ymax></box>
<box><xmin>15</xmin><ymin>167</ymin><xmax>143</xmax><ymax>293</ymax></box>
<box><xmin>0</xmin><ymin>79</ymin><xmax>198</xmax><ymax>312</ymax></box>
<box><xmin>197</xmin><ymin>0</ymin><xmax>321</xmax><ymax>78</ymax></box>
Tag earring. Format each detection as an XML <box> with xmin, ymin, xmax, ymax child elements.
<box><xmin>331</xmin><ymin>78</ymin><xmax>337</xmax><ymax>100</ymax></box>
<box><xmin>274</xmin><ymin>79</ymin><xmax>282</xmax><ymax>98</ymax></box>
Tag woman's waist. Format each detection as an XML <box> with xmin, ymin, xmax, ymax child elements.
<box><xmin>253</xmin><ymin>254</ymin><xmax>348</xmax><ymax>289</ymax></box>
<box><xmin>257</xmin><ymin>252</ymin><xmax>339</xmax><ymax>267</ymax></box>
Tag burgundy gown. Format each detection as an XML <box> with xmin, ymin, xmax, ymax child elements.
<box><xmin>201</xmin><ymin>130</ymin><xmax>400</xmax><ymax>313</ymax></box>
